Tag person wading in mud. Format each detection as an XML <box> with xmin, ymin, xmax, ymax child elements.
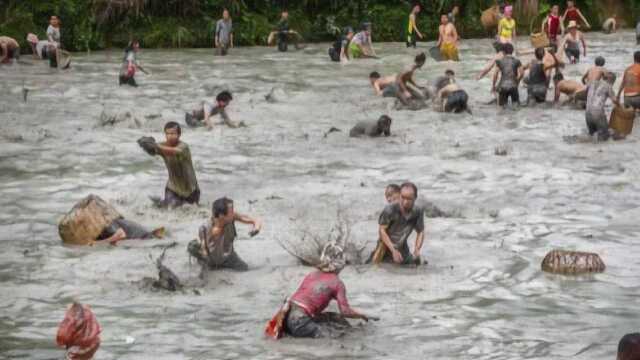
<box><xmin>368</xmin><ymin>182</ymin><xmax>425</xmax><ymax>265</ymax></box>
<box><xmin>188</xmin><ymin>197</ymin><xmax>262</xmax><ymax>271</ymax></box>
<box><xmin>618</xmin><ymin>51</ymin><xmax>640</xmax><ymax>112</ymax></box>
<box><xmin>119</xmin><ymin>40</ymin><xmax>149</xmax><ymax>87</ymax></box>
<box><xmin>141</xmin><ymin>122</ymin><xmax>200</xmax><ymax>208</ymax></box>
<box><xmin>215</xmin><ymin>8</ymin><xmax>233</xmax><ymax>56</ymax></box>
<box><xmin>265</xmin><ymin>243</ymin><xmax>378</xmax><ymax>339</ymax></box>
<box><xmin>185</xmin><ymin>90</ymin><xmax>245</xmax><ymax>129</ymax></box>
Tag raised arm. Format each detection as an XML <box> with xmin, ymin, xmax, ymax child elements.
<box><xmin>577</xmin><ymin>9</ymin><xmax>591</xmax><ymax>28</ymax></box>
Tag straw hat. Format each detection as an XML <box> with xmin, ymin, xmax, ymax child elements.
<box><xmin>568</xmin><ymin>20</ymin><xmax>578</xmax><ymax>29</ymax></box>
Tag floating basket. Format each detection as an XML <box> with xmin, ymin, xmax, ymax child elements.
<box><xmin>541</xmin><ymin>250</ymin><xmax>605</xmax><ymax>275</ymax></box>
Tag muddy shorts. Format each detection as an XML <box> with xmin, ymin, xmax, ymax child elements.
<box><xmin>97</xmin><ymin>219</ymin><xmax>152</xmax><ymax>241</ymax></box>
<box><xmin>163</xmin><ymin>187</ymin><xmax>200</xmax><ymax>208</ymax></box>
<box><xmin>382</xmin><ymin>83</ymin><xmax>400</xmax><ymax>98</ymax></box>
<box><xmin>528</xmin><ymin>84</ymin><xmax>548</xmax><ymax>103</ymax></box>
<box><xmin>445</xmin><ymin>90</ymin><xmax>469</xmax><ymax>113</ymax></box>
<box><xmin>624</xmin><ymin>95</ymin><xmax>640</xmax><ymax>110</ymax></box>
<box><xmin>499</xmin><ymin>87</ymin><xmax>520</xmax><ymax>106</ymax></box>
<box><xmin>185</xmin><ymin>110</ymin><xmax>205</xmax><ymax>127</ymax></box>
<box><xmin>285</xmin><ymin>305</ymin><xmax>350</xmax><ymax>338</ymax></box>
<box><xmin>565</xmin><ymin>46</ymin><xmax>580</xmax><ymax>61</ymax></box>
<box><xmin>187</xmin><ymin>238</ymin><xmax>248</xmax><ymax>271</ymax></box>
<box><xmin>586</xmin><ymin>110</ymin><xmax>609</xmax><ymax>141</ymax></box>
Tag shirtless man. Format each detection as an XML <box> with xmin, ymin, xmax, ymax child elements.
<box><xmin>560</xmin><ymin>21</ymin><xmax>586</xmax><ymax>64</ymax></box>
<box><xmin>397</xmin><ymin>52</ymin><xmax>428</xmax><ymax>103</ymax></box>
<box><xmin>618</xmin><ymin>51</ymin><xmax>640</xmax><ymax>110</ymax></box>
<box><xmin>437</xmin><ymin>14</ymin><xmax>459</xmax><ymax>61</ymax></box>
<box><xmin>370</xmin><ymin>72</ymin><xmax>399</xmax><ymax>98</ymax></box>
<box><xmin>185</xmin><ymin>91</ymin><xmax>245</xmax><ymax>129</ymax></box>
<box><xmin>585</xmin><ymin>72</ymin><xmax>619</xmax><ymax>141</ymax></box>
<box><xmin>553</xmin><ymin>73</ymin><xmax>587</xmax><ymax>105</ymax></box>
<box><xmin>0</xmin><ymin>36</ymin><xmax>20</xmax><ymax>64</ymax></box>
<box><xmin>433</xmin><ymin>70</ymin><xmax>470</xmax><ymax>113</ymax></box>
<box><xmin>582</xmin><ymin>56</ymin><xmax>607</xmax><ymax>85</ymax></box>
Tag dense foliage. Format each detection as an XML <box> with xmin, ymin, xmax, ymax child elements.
<box><xmin>0</xmin><ymin>0</ymin><xmax>636</xmax><ymax>51</ymax></box>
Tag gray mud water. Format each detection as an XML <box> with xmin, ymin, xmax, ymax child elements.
<box><xmin>1</xmin><ymin>32</ymin><xmax>640</xmax><ymax>359</ymax></box>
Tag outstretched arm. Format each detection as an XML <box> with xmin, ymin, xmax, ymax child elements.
<box><xmin>577</xmin><ymin>9</ymin><xmax>591</xmax><ymax>28</ymax></box>
<box><xmin>155</xmin><ymin>143</ymin><xmax>183</xmax><ymax>156</ymax></box>
<box><xmin>477</xmin><ymin>58</ymin><xmax>497</xmax><ymax>80</ymax></box>
<box><xmin>336</xmin><ymin>281</ymin><xmax>378</xmax><ymax>321</ymax></box>
<box><xmin>235</xmin><ymin>213</ymin><xmax>262</xmax><ymax>234</ymax></box>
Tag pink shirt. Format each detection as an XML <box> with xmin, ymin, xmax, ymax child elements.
<box><xmin>290</xmin><ymin>271</ymin><xmax>355</xmax><ymax>317</ymax></box>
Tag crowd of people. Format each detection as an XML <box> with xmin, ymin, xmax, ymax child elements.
<box><xmin>3</xmin><ymin>1</ymin><xmax>640</xmax><ymax>358</ymax></box>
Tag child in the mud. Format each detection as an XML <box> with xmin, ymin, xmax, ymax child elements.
<box><xmin>139</xmin><ymin>122</ymin><xmax>200</xmax><ymax>208</ymax></box>
<box><xmin>185</xmin><ymin>91</ymin><xmax>245</xmax><ymax>129</ymax></box>
<box><xmin>265</xmin><ymin>243</ymin><xmax>378</xmax><ymax>339</ymax></box>
<box><xmin>96</xmin><ymin>218</ymin><xmax>164</xmax><ymax>246</ymax></box>
<box><xmin>188</xmin><ymin>196</ymin><xmax>262</xmax><ymax>271</ymax></box>
<box><xmin>119</xmin><ymin>40</ymin><xmax>148</xmax><ymax>87</ymax></box>
<box><xmin>384</xmin><ymin>184</ymin><xmax>401</xmax><ymax>204</ymax></box>
<box><xmin>328</xmin><ymin>27</ymin><xmax>354</xmax><ymax>63</ymax></box>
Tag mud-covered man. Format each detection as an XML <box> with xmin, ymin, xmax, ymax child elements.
<box><xmin>142</xmin><ymin>122</ymin><xmax>200</xmax><ymax>208</ymax></box>
<box><xmin>188</xmin><ymin>197</ymin><xmax>262</xmax><ymax>271</ymax></box>
<box><xmin>369</xmin><ymin>182</ymin><xmax>425</xmax><ymax>265</ymax></box>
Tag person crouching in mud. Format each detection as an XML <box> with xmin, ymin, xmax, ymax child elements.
<box><xmin>349</xmin><ymin>115</ymin><xmax>392</xmax><ymax>137</ymax></box>
<box><xmin>265</xmin><ymin>243</ymin><xmax>378</xmax><ymax>339</ymax></box>
<box><xmin>329</xmin><ymin>27</ymin><xmax>354</xmax><ymax>63</ymax></box>
<box><xmin>188</xmin><ymin>197</ymin><xmax>262</xmax><ymax>271</ymax></box>
<box><xmin>119</xmin><ymin>40</ymin><xmax>148</xmax><ymax>87</ymax></box>
<box><xmin>0</xmin><ymin>36</ymin><xmax>20</xmax><ymax>64</ymax></box>
<box><xmin>141</xmin><ymin>122</ymin><xmax>200</xmax><ymax>208</ymax></box>
<box><xmin>433</xmin><ymin>69</ymin><xmax>471</xmax><ymax>113</ymax></box>
<box><xmin>185</xmin><ymin>90</ymin><xmax>245</xmax><ymax>129</ymax></box>
<box><xmin>367</xmin><ymin>182</ymin><xmax>425</xmax><ymax>265</ymax></box>
<box><xmin>396</xmin><ymin>52</ymin><xmax>429</xmax><ymax>106</ymax></box>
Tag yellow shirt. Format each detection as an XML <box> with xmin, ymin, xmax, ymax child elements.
<box><xmin>499</xmin><ymin>18</ymin><xmax>516</xmax><ymax>38</ymax></box>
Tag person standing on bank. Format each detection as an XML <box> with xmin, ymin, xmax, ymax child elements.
<box><xmin>215</xmin><ymin>9</ymin><xmax>233</xmax><ymax>56</ymax></box>
<box><xmin>406</xmin><ymin>4</ymin><xmax>424</xmax><ymax>48</ymax></box>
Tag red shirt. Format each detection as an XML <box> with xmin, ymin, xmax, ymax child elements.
<box><xmin>547</xmin><ymin>15</ymin><xmax>561</xmax><ymax>41</ymax></box>
<box><xmin>565</xmin><ymin>8</ymin><xmax>579</xmax><ymax>22</ymax></box>
<box><xmin>290</xmin><ymin>271</ymin><xmax>356</xmax><ymax>317</ymax></box>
